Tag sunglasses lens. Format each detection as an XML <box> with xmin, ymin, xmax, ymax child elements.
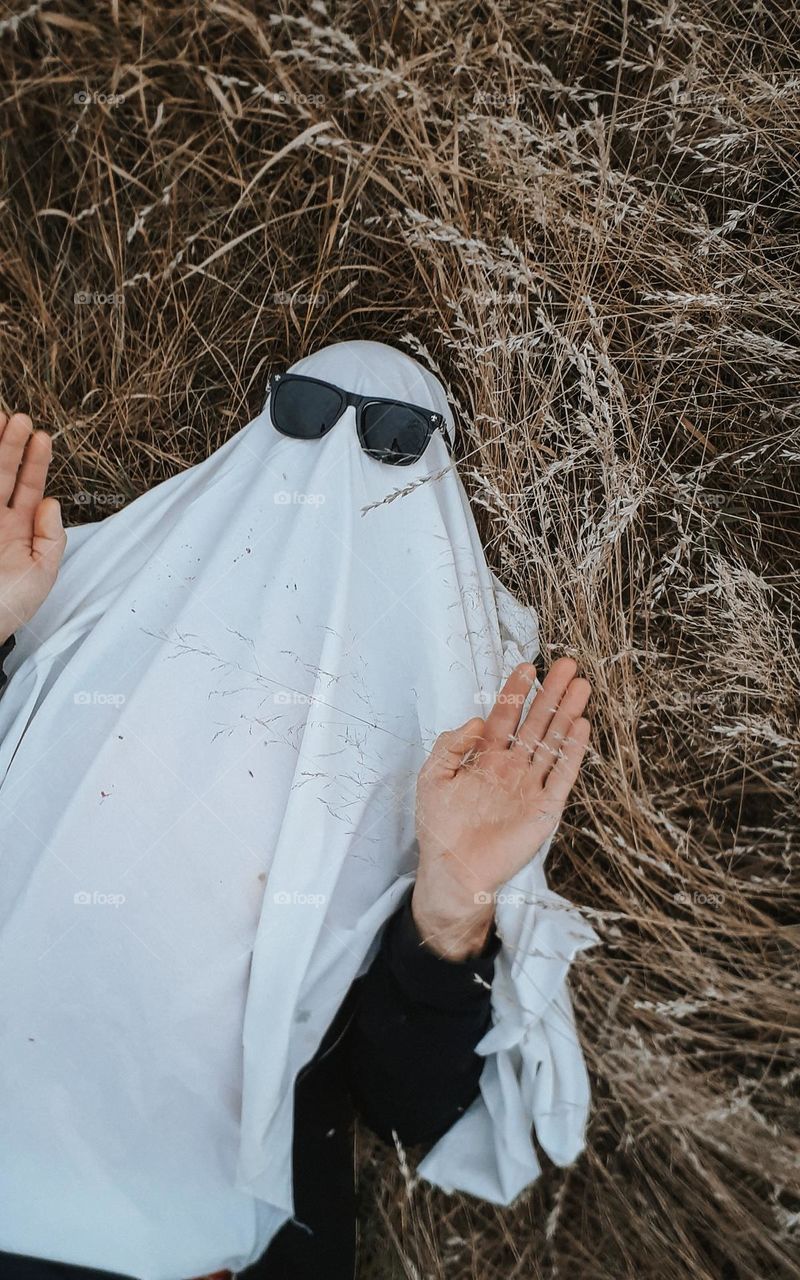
<box><xmin>271</xmin><ymin>378</ymin><xmax>343</xmax><ymax>439</ymax></box>
<box><xmin>360</xmin><ymin>403</ymin><xmax>431</xmax><ymax>465</ymax></box>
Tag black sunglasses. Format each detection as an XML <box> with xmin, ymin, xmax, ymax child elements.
<box><xmin>267</xmin><ymin>372</ymin><xmax>450</xmax><ymax>466</ymax></box>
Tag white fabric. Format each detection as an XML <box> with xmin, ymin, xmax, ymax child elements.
<box><xmin>0</xmin><ymin>340</ymin><xmax>598</xmax><ymax>1279</ymax></box>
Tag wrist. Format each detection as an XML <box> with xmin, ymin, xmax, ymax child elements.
<box><xmin>410</xmin><ymin>883</ymin><xmax>496</xmax><ymax>961</ymax></box>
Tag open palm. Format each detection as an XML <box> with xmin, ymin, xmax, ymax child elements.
<box><xmin>0</xmin><ymin>411</ymin><xmax>65</xmax><ymax>644</ymax></box>
<box><xmin>414</xmin><ymin>659</ymin><xmax>591</xmax><ymax>920</ymax></box>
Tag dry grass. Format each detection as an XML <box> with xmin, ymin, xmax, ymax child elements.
<box><xmin>2</xmin><ymin>2</ymin><xmax>799</xmax><ymax>1277</ymax></box>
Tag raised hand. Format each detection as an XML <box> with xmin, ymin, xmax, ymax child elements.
<box><xmin>0</xmin><ymin>411</ymin><xmax>66</xmax><ymax>644</ymax></box>
<box><xmin>412</xmin><ymin>659</ymin><xmax>591</xmax><ymax>958</ymax></box>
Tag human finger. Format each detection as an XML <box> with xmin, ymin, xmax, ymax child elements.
<box><xmin>512</xmin><ymin>657</ymin><xmax>577</xmax><ymax>756</ymax></box>
<box><xmin>481</xmin><ymin>663</ymin><xmax>536</xmax><ymax>750</ymax></box>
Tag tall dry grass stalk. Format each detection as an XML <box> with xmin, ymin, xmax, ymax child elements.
<box><xmin>1</xmin><ymin>2</ymin><xmax>798</xmax><ymax>1277</ymax></box>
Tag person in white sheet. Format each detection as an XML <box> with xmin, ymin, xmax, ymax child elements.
<box><xmin>0</xmin><ymin>342</ymin><xmax>596</xmax><ymax>1280</ymax></box>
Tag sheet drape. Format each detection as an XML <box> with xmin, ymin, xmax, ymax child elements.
<box><xmin>0</xmin><ymin>341</ymin><xmax>598</xmax><ymax>1279</ymax></box>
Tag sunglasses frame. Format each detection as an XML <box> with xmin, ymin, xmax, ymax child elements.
<box><xmin>267</xmin><ymin>372</ymin><xmax>451</xmax><ymax>466</ymax></box>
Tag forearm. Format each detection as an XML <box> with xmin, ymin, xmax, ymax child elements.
<box><xmin>345</xmin><ymin>884</ymin><xmax>499</xmax><ymax>1147</ymax></box>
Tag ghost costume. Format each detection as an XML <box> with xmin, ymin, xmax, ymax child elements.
<box><xmin>0</xmin><ymin>341</ymin><xmax>598</xmax><ymax>1279</ymax></box>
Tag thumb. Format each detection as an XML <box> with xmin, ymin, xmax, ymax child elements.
<box><xmin>424</xmin><ymin>716</ymin><xmax>485</xmax><ymax>781</ymax></box>
<box><xmin>32</xmin><ymin>497</ymin><xmax>66</xmax><ymax>562</ymax></box>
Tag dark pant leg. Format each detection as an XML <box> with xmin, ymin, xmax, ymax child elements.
<box><xmin>238</xmin><ymin>1021</ymin><xmax>357</xmax><ymax>1280</ymax></box>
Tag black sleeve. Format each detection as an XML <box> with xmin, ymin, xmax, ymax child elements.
<box><xmin>345</xmin><ymin>883</ymin><xmax>500</xmax><ymax>1148</ymax></box>
<box><xmin>0</xmin><ymin>634</ymin><xmax>15</xmax><ymax>696</ymax></box>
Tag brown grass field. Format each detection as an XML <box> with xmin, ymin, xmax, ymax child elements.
<box><xmin>1</xmin><ymin>2</ymin><xmax>799</xmax><ymax>1277</ymax></box>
